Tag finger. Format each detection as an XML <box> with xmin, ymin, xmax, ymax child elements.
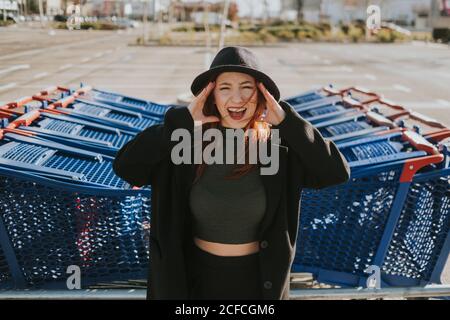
<box><xmin>198</xmin><ymin>81</ymin><xmax>215</xmax><ymax>102</ymax></box>
<box><xmin>257</xmin><ymin>82</ymin><xmax>272</xmax><ymax>108</ymax></box>
<box><xmin>258</xmin><ymin>83</ymin><xmax>278</xmax><ymax>113</ymax></box>
<box><xmin>258</xmin><ymin>82</ymin><xmax>276</xmax><ymax>105</ymax></box>
<box><xmin>191</xmin><ymin>83</ymin><xmax>213</xmax><ymax>114</ymax></box>
<box><xmin>193</xmin><ymin>82</ymin><xmax>210</xmax><ymax>107</ymax></box>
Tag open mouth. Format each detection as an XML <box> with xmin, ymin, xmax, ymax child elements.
<box><xmin>227</xmin><ymin>107</ymin><xmax>247</xmax><ymax>121</ymax></box>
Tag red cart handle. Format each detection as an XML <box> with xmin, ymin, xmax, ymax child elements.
<box><xmin>394</xmin><ymin>112</ymin><xmax>448</xmax><ymax>137</ymax></box>
<box><xmin>341</xmin><ymin>86</ymin><xmax>379</xmax><ymax>97</ymax></box>
<box><xmin>0</xmin><ymin>103</ymin><xmax>22</xmax><ymax>115</ymax></box>
<box><xmin>40</xmin><ymin>108</ymin><xmax>68</xmax><ymax>115</ymax></box>
<box><xmin>322</xmin><ymin>86</ymin><xmax>341</xmax><ymax>96</ymax></box>
<box><xmin>48</xmin><ymin>96</ymin><xmax>76</xmax><ymax>109</ymax></box>
<box><xmin>15</xmin><ymin>96</ymin><xmax>35</xmax><ymax>106</ymax></box>
<box><xmin>426</xmin><ymin>130</ymin><xmax>450</xmax><ymax>143</ymax></box>
<box><xmin>402</xmin><ymin>111</ymin><xmax>447</xmax><ymax>129</ymax></box>
<box><xmin>364</xmin><ymin>98</ymin><xmax>410</xmax><ymax>119</ymax></box>
<box><xmin>37</xmin><ymin>86</ymin><xmax>70</xmax><ymax>96</ymax></box>
<box><xmin>366</xmin><ymin>111</ymin><xmax>395</xmax><ymax>128</ymax></box>
<box><xmin>0</xmin><ymin>110</ymin><xmax>14</xmax><ymax>119</ymax></box>
<box><xmin>375</xmin><ymin>98</ymin><xmax>404</xmax><ymax>108</ymax></box>
<box><xmin>342</xmin><ymin>96</ymin><xmax>365</xmax><ymax>109</ymax></box>
<box><xmin>74</xmin><ymin>86</ymin><xmax>93</xmax><ymax>97</ymax></box>
<box><xmin>7</xmin><ymin>110</ymin><xmax>41</xmax><ymax>128</ymax></box>
<box><xmin>400</xmin><ymin>154</ymin><xmax>444</xmax><ymax>182</ymax></box>
<box><xmin>398</xmin><ymin>130</ymin><xmax>444</xmax><ymax>182</ymax></box>
<box><xmin>3</xmin><ymin>97</ymin><xmax>38</xmax><ymax>108</ymax></box>
<box><xmin>402</xmin><ymin>130</ymin><xmax>440</xmax><ymax>155</ymax></box>
<box><xmin>0</xmin><ymin>127</ymin><xmax>36</xmax><ymax>140</ymax></box>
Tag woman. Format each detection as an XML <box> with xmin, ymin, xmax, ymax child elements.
<box><xmin>113</xmin><ymin>46</ymin><xmax>350</xmax><ymax>300</ymax></box>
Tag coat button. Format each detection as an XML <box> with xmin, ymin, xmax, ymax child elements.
<box><xmin>260</xmin><ymin>240</ymin><xmax>269</xmax><ymax>249</ymax></box>
<box><xmin>263</xmin><ymin>281</ymin><xmax>272</xmax><ymax>289</ymax></box>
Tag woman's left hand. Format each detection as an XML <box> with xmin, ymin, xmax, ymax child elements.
<box><xmin>257</xmin><ymin>82</ymin><xmax>286</xmax><ymax>126</ymax></box>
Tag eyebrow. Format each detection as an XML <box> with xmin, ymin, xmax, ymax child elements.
<box><xmin>218</xmin><ymin>81</ymin><xmax>254</xmax><ymax>86</ymax></box>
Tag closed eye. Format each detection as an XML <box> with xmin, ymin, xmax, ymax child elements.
<box><xmin>219</xmin><ymin>86</ymin><xmax>253</xmax><ymax>91</ymax></box>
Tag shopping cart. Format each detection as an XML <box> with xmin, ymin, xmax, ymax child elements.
<box><xmin>2</xmin><ymin>109</ymin><xmax>136</xmax><ymax>156</ymax></box>
<box><xmin>75</xmin><ymin>84</ymin><xmax>170</xmax><ymax>118</ymax></box>
<box><xmin>292</xmin><ymin>130</ymin><xmax>447</xmax><ymax>288</ymax></box>
<box><xmin>33</xmin><ymin>86</ymin><xmax>74</xmax><ymax>102</ymax></box>
<box><xmin>314</xmin><ymin>111</ymin><xmax>396</xmax><ymax>143</ymax></box>
<box><xmin>315</xmin><ymin>108</ymin><xmax>450</xmax><ymax>144</ymax></box>
<box><xmin>0</xmin><ymin>173</ymin><xmax>14</xmax><ymax>288</ymax></box>
<box><xmin>1</xmin><ymin>96</ymin><xmax>47</xmax><ymax>114</ymax></box>
<box><xmin>285</xmin><ymin>86</ymin><xmax>379</xmax><ymax>108</ymax></box>
<box><xmin>0</xmin><ymin>127</ymin><xmax>151</xmax><ymax>289</ymax></box>
<box><xmin>284</xmin><ymin>85</ymin><xmax>339</xmax><ymax>106</ymax></box>
<box><xmin>46</xmin><ymin>95</ymin><xmax>162</xmax><ymax>133</ymax></box>
<box><xmin>391</xmin><ymin>112</ymin><xmax>449</xmax><ymax>138</ymax></box>
<box><xmin>295</xmin><ymin>95</ymin><xmax>366</xmax><ymax>124</ymax></box>
<box><xmin>364</xmin><ymin>98</ymin><xmax>410</xmax><ymax>120</ymax></box>
<box><xmin>0</xmin><ymin>128</ymin><xmax>129</xmax><ymax>187</ymax></box>
<box><xmin>2</xmin><ymin>96</ymin><xmax>162</xmax><ymax>134</ymax></box>
<box><xmin>339</xmin><ymin>86</ymin><xmax>380</xmax><ymax>104</ymax></box>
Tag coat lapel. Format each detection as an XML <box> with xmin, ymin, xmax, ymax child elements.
<box><xmin>257</xmin><ymin>141</ymin><xmax>287</xmax><ymax>239</ymax></box>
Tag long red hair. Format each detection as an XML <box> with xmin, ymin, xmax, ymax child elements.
<box><xmin>193</xmin><ymin>75</ymin><xmax>271</xmax><ymax>184</ymax></box>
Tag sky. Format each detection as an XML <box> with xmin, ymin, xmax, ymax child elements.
<box><xmin>235</xmin><ymin>0</ymin><xmax>281</xmax><ymax>17</ymax></box>
<box><xmin>172</xmin><ymin>0</ymin><xmax>282</xmax><ymax>17</ymax></box>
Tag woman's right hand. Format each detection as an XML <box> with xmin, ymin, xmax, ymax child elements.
<box><xmin>188</xmin><ymin>81</ymin><xmax>220</xmax><ymax>125</ymax></box>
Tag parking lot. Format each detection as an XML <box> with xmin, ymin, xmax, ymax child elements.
<box><xmin>1</xmin><ymin>24</ymin><xmax>450</xmax><ymax>126</ymax></box>
<box><xmin>0</xmin><ymin>24</ymin><xmax>449</xmax><ymax>285</ymax></box>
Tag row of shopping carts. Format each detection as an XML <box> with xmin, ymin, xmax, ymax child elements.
<box><xmin>0</xmin><ymin>85</ymin><xmax>168</xmax><ymax>289</ymax></box>
<box><xmin>287</xmin><ymin>86</ymin><xmax>450</xmax><ymax>287</ymax></box>
<box><xmin>0</xmin><ymin>84</ymin><xmax>449</xmax><ymax>290</ymax></box>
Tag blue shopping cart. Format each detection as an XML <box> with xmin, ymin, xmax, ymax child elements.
<box><xmin>46</xmin><ymin>96</ymin><xmax>162</xmax><ymax>133</ymax></box>
<box><xmin>75</xmin><ymin>84</ymin><xmax>171</xmax><ymax>118</ymax></box>
<box><xmin>392</xmin><ymin>112</ymin><xmax>449</xmax><ymax>138</ymax></box>
<box><xmin>0</xmin><ymin>127</ymin><xmax>151</xmax><ymax>289</ymax></box>
<box><xmin>314</xmin><ymin>111</ymin><xmax>396</xmax><ymax>143</ymax></box>
<box><xmin>286</xmin><ymin>86</ymin><xmax>380</xmax><ymax>108</ymax></box>
<box><xmin>339</xmin><ymin>86</ymin><xmax>380</xmax><ymax>104</ymax></box>
<box><xmin>2</xmin><ymin>109</ymin><xmax>136</xmax><ymax>156</ymax></box>
<box><xmin>33</xmin><ymin>86</ymin><xmax>74</xmax><ymax>102</ymax></box>
<box><xmin>284</xmin><ymin>85</ymin><xmax>340</xmax><ymax>106</ymax></box>
<box><xmin>1</xmin><ymin>96</ymin><xmax>47</xmax><ymax>114</ymax></box>
<box><xmin>3</xmin><ymin>96</ymin><xmax>162</xmax><ymax>133</ymax></box>
<box><xmin>0</xmin><ymin>245</ymin><xmax>11</xmax><ymax>288</ymax></box>
<box><xmin>314</xmin><ymin>109</ymin><xmax>450</xmax><ymax>144</ymax></box>
<box><xmin>363</xmin><ymin>98</ymin><xmax>410</xmax><ymax>120</ymax></box>
<box><xmin>295</xmin><ymin>95</ymin><xmax>366</xmax><ymax>124</ymax></box>
<box><xmin>292</xmin><ymin>130</ymin><xmax>448</xmax><ymax>288</ymax></box>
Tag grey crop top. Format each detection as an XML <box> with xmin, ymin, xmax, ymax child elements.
<box><xmin>188</xmin><ymin>126</ymin><xmax>267</xmax><ymax>244</ymax></box>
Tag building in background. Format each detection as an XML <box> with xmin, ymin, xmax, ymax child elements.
<box><xmin>0</xmin><ymin>0</ymin><xmax>19</xmax><ymax>18</ymax></box>
<box><xmin>39</xmin><ymin>0</ymin><xmax>156</xmax><ymax>19</ymax></box>
<box><xmin>45</xmin><ymin>0</ymin><xmax>64</xmax><ymax>15</ymax></box>
<box><xmin>280</xmin><ymin>0</ymin><xmax>433</xmax><ymax>28</ymax></box>
<box><xmin>280</xmin><ymin>0</ymin><xmax>300</xmax><ymax>21</ymax></box>
<box><xmin>321</xmin><ymin>0</ymin><xmax>431</xmax><ymax>26</ymax></box>
<box><xmin>169</xmin><ymin>0</ymin><xmax>238</xmax><ymax>24</ymax></box>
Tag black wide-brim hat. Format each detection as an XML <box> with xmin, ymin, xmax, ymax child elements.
<box><xmin>190</xmin><ymin>46</ymin><xmax>280</xmax><ymax>101</ymax></box>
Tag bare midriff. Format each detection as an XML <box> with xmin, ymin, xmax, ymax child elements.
<box><xmin>194</xmin><ymin>237</ymin><xmax>260</xmax><ymax>257</ymax></box>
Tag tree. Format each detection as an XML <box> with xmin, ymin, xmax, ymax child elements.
<box><xmin>296</xmin><ymin>0</ymin><xmax>303</xmax><ymax>22</ymax></box>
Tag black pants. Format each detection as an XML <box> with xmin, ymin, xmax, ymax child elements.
<box><xmin>186</xmin><ymin>238</ymin><xmax>263</xmax><ymax>300</ymax></box>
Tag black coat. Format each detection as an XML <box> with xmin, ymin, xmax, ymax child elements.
<box><xmin>112</xmin><ymin>101</ymin><xmax>350</xmax><ymax>300</ymax></box>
